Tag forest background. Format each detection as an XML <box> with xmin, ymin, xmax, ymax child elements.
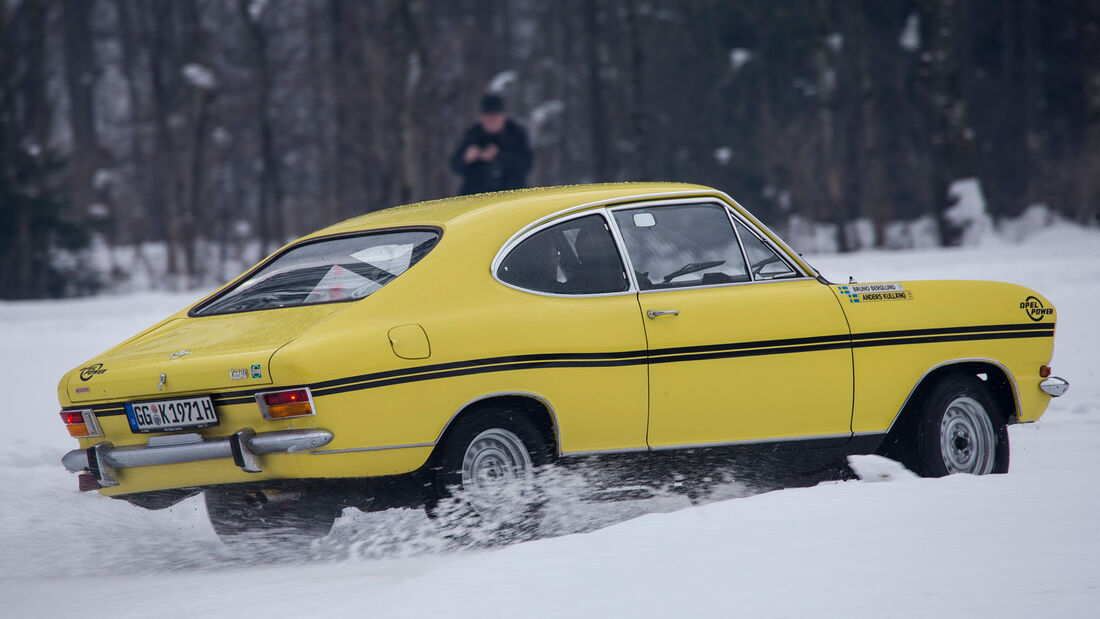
<box><xmin>2</xmin><ymin>0</ymin><xmax>1098</xmax><ymax>299</ymax></box>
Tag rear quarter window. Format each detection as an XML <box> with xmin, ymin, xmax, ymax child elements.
<box><xmin>192</xmin><ymin>229</ymin><xmax>439</xmax><ymax>316</ymax></box>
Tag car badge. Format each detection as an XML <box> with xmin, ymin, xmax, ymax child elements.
<box><xmin>157</xmin><ymin>372</ymin><xmax>167</xmax><ymax>392</ymax></box>
<box><xmin>169</xmin><ymin>349</ymin><xmax>191</xmax><ymax>360</ymax></box>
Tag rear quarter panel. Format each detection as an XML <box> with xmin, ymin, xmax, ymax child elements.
<box><xmin>264</xmin><ymin>212</ymin><xmax>649</xmax><ymax>476</ymax></box>
<box><xmin>837</xmin><ymin>280</ymin><xmax>1057</xmax><ymax>433</ymax></box>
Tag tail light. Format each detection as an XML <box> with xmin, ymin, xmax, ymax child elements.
<box><xmin>1040</xmin><ymin>365</ymin><xmax>1052</xmax><ymax>378</ymax></box>
<box><xmin>255</xmin><ymin>388</ymin><xmax>315</xmax><ymax>420</ymax></box>
<box><xmin>60</xmin><ymin>409</ymin><xmax>101</xmax><ymax>438</ymax></box>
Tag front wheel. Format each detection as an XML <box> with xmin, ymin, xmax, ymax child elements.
<box><xmin>917</xmin><ymin>374</ymin><xmax>1009</xmax><ymax>477</ymax></box>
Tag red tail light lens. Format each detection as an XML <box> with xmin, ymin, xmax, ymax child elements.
<box><xmin>61</xmin><ymin>411</ymin><xmax>85</xmax><ymax>425</ymax></box>
<box><xmin>257</xmin><ymin>388</ymin><xmax>314</xmax><ymax>419</ymax></box>
<box><xmin>1040</xmin><ymin>365</ymin><xmax>1052</xmax><ymax>378</ymax></box>
<box><xmin>60</xmin><ymin>410</ymin><xmax>100</xmax><ymax>438</ymax></box>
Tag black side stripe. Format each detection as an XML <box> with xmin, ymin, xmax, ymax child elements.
<box><xmin>850</xmin><ymin>330</ymin><xmax>1053</xmax><ymax>349</ymax></box>
<box><xmin>849</xmin><ymin>322</ymin><xmax>1052</xmax><ymax>340</ymax></box>
<box><xmin>80</xmin><ymin>322</ymin><xmax>1053</xmax><ymax>415</ymax></box>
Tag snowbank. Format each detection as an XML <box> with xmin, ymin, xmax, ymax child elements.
<box><xmin>2</xmin><ymin>227</ymin><xmax>1098</xmax><ymax>617</ymax></box>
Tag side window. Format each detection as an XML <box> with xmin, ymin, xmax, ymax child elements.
<box><xmin>612</xmin><ymin>204</ymin><xmax>750</xmax><ymax>290</ymax></box>
<box><xmin>732</xmin><ymin>219</ymin><xmax>798</xmax><ymax>280</ymax></box>
<box><xmin>498</xmin><ymin>214</ymin><xmax>629</xmax><ymax>295</ymax></box>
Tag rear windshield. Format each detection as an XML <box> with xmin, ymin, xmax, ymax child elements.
<box><xmin>192</xmin><ymin>229</ymin><xmax>439</xmax><ymax>316</ymax></box>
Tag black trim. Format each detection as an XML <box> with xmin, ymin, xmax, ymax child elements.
<box><xmin>69</xmin><ymin>322</ymin><xmax>1053</xmax><ymax>413</ymax></box>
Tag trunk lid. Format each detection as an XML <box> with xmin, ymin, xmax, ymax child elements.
<box><xmin>66</xmin><ymin>305</ymin><xmax>343</xmax><ymax>403</ymax></box>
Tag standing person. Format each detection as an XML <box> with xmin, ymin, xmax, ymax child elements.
<box><xmin>450</xmin><ymin>94</ymin><xmax>533</xmax><ymax>195</ymax></box>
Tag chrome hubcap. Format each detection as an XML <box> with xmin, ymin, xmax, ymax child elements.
<box><xmin>460</xmin><ymin>428</ymin><xmax>534</xmax><ymax>520</ymax></box>
<box><xmin>939</xmin><ymin>396</ymin><xmax>995</xmax><ymax>474</ymax></box>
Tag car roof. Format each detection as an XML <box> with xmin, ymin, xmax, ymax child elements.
<box><xmin>305</xmin><ymin>182</ymin><xmax>717</xmax><ymax>240</ymax></box>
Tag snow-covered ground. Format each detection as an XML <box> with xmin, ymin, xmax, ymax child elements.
<box><xmin>1</xmin><ymin>224</ymin><xmax>1097</xmax><ymax>618</ymax></box>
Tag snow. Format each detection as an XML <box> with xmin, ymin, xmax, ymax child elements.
<box><xmin>488</xmin><ymin>70</ymin><xmax>517</xmax><ymax>93</ymax></box>
<box><xmin>2</xmin><ymin>227</ymin><xmax>1099</xmax><ymax>617</ymax></box>
<box><xmin>945</xmin><ymin>177</ymin><xmax>995</xmax><ymax>246</ymax></box>
<box><xmin>847</xmin><ymin>455</ymin><xmax>918</xmax><ymax>482</ymax></box>
<box><xmin>529</xmin><ymin>100</ymin><xmax>564</xmax><ymax>127</ymax></box>
<box><xmin>713</xmin><ymin>146</ymin><xmax>732</xmax><ymax>165</ymax></box>
<box><xmin>729</xmin><ymin>48</ymin><xmax>753</xmax><ymax>72</ymax></box>
<box><xmin>899</xmin><ymin>14</ymin><xmax>921</xmax><ymax>52</ymax></box>
<box><xmin>247</xmin><ymin>0</ymin><xmax>269</xmax><ymax>22</ymax></box>
<box><xmin>181</xmin><ymin>63</ymin><xmax>217</xmax><ymax>91</ymax></box>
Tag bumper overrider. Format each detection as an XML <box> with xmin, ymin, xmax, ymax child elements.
<box><xmin>62</xmin><ymin>428</ymin><xmax>334</xmax><ymax>489</ymax></box>
<box><xmin>1039</xmin><ymin>376</ymin><xmax>1069</xmax><ymax>398</ymax></box>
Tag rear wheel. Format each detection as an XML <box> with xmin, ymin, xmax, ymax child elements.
<box><xmin>917</xmin><ymin>374</ymin><xmax>1009</xmax><ymax>477</ymax></box>
<box><xmin>428</xmin><ymin>408</ymin><xmax>550</xmax><ymax>533</ymax></box>
<box><xmin>204</xmin><ymin>488</ymin><xmax>339</xmax><ymax>545</ymax></box>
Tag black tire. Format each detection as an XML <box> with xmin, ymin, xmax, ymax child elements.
<box><xmin>204</xmin><ymin>487</ymin><xmax>339</xmax><ymax>545</ymax></box>
<box><xmin>427</xmin><ymin>407</ymin><xmax>550</xmax><ymax>532</ymax></box>
<box><xmin>916</xmin><ymin>374</ymin><xmax>1010</xmax><ymax>477</ymax></box>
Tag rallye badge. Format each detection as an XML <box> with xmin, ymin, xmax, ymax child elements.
<box><xmin>169</xmin><ymin>349</ymin><xmax>191</xmax><ymax>360</ymax></box>
<box><xmin>230</xmin><ymin>368</ymin><xmax>249</xmax><ymax>380</ymax></box>
<box><xmin>837</xmin><ymin>283</ymin><xmax>913</xmax><ymax>303</ymax></box>
<box><xmin>250</xmin><ymin>364</ymin><xmax>263</xmax><ymax>379</ymax></box>
<box><xmin>78</xmin><ymin>363</ymin><xmax>106</xmax><ymax>381</ymax></box>
<box><xmin>1021</xmin><ymin>296</ymin><xmax>1053</xmax><ymax>321</ymax></box>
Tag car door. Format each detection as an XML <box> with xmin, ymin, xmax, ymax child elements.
<box><xmin>491</xmin><ymin>210</ymin><xmax>651</xmax><ymax>454</ymax></box>
<box><xmin>609</xmin><ymin>201</ymin><xmax>854</xmax><ymax>448</ymax></box>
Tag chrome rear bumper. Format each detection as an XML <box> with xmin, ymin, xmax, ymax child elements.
<box><xmin>62</xmin><ymin>428</ymin><xmax>334</xmax><ymax>486</ymax></box>
<box><xmin>1039</xmin><ymin>376</ymin><xmax>1069</xmax><ymax>397</ymax></box>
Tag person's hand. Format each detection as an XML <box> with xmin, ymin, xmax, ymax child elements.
<box><xmin>480</xmin><ymin>143</ymin><xmax>499</xmax><ymax>161</ymax></box>
<box><xmin>463</xmin><ymin>145</ymin><xmax>481</xmax><ymax>164</ymax></box>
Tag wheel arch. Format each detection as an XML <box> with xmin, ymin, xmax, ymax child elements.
<box><xmin>893</xmin><ymin>359</ymin><xmax>1019</xmax><ymax>430</ymax></box>
<box><xmin>431</xmin><ymin>392</ymin><xmax>561</xmax><ymax>463</ymax></box>
<box><xmin>875</xmin><ymin>358</ymin><xmax>1018</xmax><ymax>468</ymax></box>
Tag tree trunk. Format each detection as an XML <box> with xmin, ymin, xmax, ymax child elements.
<box><xmin>1083</xmin><ymin>1</ymin><xmax>1100</xmax><ymax>225</ymax></box>
<box><xmin>239</xmin><ymin>0</ymin><xmax>284</xmax><ymax>257</ymax></box>
<box><xmin>917</xmin><ymin>0</ymin><xmax>976</xmax><ymax>246</ymax></box>
<box><xmin>61</xmin><ymin>0</ymin><xmax>100</xmax><ymax>216</ymax></box>
<box><xmin>583</xmin><ymin>0</ymin><xmax>610</xmax><ymax>182</ymax></box>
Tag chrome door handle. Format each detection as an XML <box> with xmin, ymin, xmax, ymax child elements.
<box><xmin>646</xmin><ymin>309</ymin><xmax>679</xmax><ymax>319</ymax></box>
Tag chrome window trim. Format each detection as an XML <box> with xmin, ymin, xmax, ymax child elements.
<box><xmin>604</xmin><ymin>197</ymin><xmax>812</xmax><ymax>293</ymax></box>
<box><xmin>494</xmin><ymin>189</ymin><xmax>718</xmax><ymax>253</ymax></box>
<box><xmin>490</xmin><ymin>190</ymin><xmax>723</xmax><ymax>294</ymax></box>
<box><xmin>714</xmin><ymin>190</ymin><xmax>822</xmax><ymax>279</ymax></box>
<box><xmin>490</xmin><ymin>189</ymin><xmax>816</xmax><ymax>297</ymax></box>
<box><xmin>727</xmin><ymin>211</ymin><xmax>757</xmax><ymax>282</ymax></box>
<box><xmin>881</xmin><ymin>357</ymin><xmax>1021</xmax><ymax>434</ymax></box>
<box><xmin>491</xmin><ymin>208</ymin><xmax>637</xmax><ymax>299</ymax></box>
<box><xmin>635</xmin><ymin>276</ymin><xmax>816</xmax><ymax>295</ymax></box>
<box><xmin>725</xmin><ymin>209</ymin><xmax>803</xmax><ymax>281</ymax></box>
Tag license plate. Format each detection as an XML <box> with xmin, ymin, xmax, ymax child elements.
<box><xmin>125</xmin><ymin>396</ymin><xmax>219</xmax><ymax>433</ymax></box>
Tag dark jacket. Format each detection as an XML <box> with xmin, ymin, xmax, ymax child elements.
<box><xmin>449</xmin><ymin>119</ymin><xmax>533</xmax><ymax>195</ymax></box>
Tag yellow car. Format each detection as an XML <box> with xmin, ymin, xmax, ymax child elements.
<box><xmin>58</xmin><ymin>183</ymin><xmax>1068</xmax><ymax>539</ymax></box>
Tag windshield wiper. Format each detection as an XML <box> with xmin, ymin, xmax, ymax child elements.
<box><xmin>662</xmin><ymin>260</ymin><xmax>726</xmax><ymax>283</ymax></box>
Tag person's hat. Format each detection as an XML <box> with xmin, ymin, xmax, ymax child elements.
<box><xmin>481</xmin><ymin>93</ymin><xmax>505</xmax><ymax>113</ymax></box>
